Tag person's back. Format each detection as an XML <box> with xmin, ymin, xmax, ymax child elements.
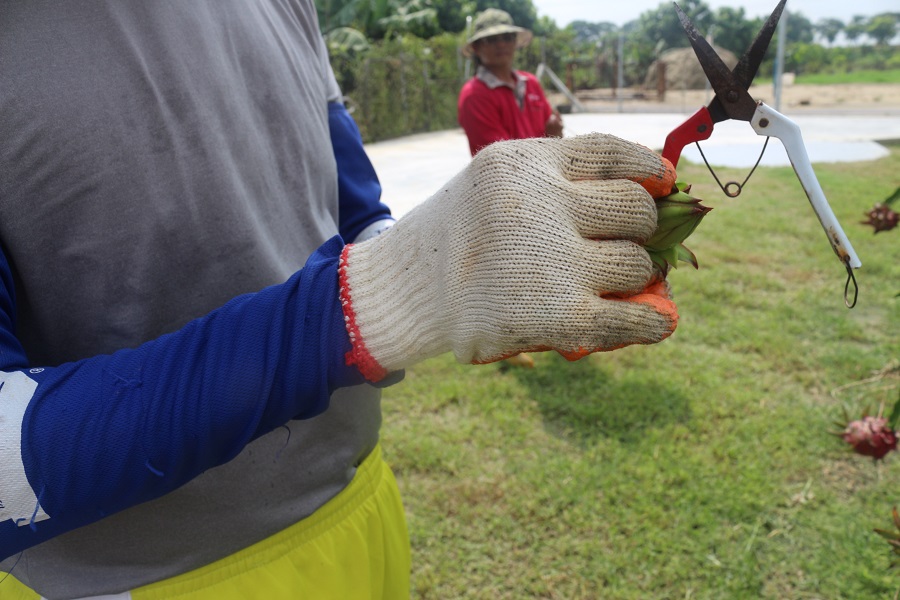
<box><xmin>0</xmin><ymin>1</ymin><xmax>385</xmax><ymax>596</ymax></box>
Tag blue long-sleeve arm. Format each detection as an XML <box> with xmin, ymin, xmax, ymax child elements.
<box><xmin>329</xmin><ymin>101</ymin><xmax>394</xmax><ymax>242</ymax></box>
<box><xmin>0</xmin><ymin>236</ymin><xmax>365</xmax><ymax>561</ymax></box>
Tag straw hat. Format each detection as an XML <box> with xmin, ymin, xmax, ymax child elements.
<box><xmin>463</xmin><ymin>9</ymin><xmax>533</xmax><ymax>57</ymax></box>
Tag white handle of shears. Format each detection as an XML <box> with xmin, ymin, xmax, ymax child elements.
<box><xmin>749</xmin><ymin>103</ymin><xmax>862</xmax><ymax>270</ymax></box>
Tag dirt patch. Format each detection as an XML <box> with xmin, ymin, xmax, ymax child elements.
<box><xmin>757</xmin><ymin>82</ymin><xmax>900</xmax><ymax>111</ymax></box>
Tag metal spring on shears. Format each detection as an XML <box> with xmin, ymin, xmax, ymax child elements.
<box><xmin>695</xmin><ymin>137</ymin><xmax>771</xmax><ymax>198</ymax></box>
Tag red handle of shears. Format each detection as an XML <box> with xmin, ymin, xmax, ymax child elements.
<box><xmin>662</xmin><ymin>107</ymin><xmax>715</xmax><ymax>168</ymax></box>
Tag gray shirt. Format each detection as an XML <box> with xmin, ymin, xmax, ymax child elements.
<box><xmin>0</xmin><ymin>1</ymin><xmax>381</xmax><ymax>597</ymax></box>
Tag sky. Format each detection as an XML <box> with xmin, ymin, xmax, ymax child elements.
<box><xmin>530</xmin><ymin>0</ymin><xmax>899</xmax><ymax>28</ymax></box>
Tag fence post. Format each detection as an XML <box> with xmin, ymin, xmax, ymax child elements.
<box><xmin>657</xmin><ymin>61</ymin><xmax>666</xmax><ymax>101</ymax></box>
<box><xmin>400</xmin><ymin>54</ymin><xmax>409</xmax><ymax>132</ymax></box>
<box><xmin>616</xmin><ymin>33</ymin><xmax>624</xmax><ymax>112</ymax></box>
<box><xmin>422</xmin><ymin>53</ymin><xmax>431</xmax><ymax>131</ymax></box>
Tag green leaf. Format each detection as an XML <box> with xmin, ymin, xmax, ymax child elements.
<box><xmin>887</xmin><ymin>390</ymin><xmax>900</xmax><ymax>430</ymax></box>
<box><xmin>676</xmin><ymin>244</ymin><xmax>699</xmax><ymax>269</ymax></box>
<box><xmin>874</xmin><ymin>528</ymin><xmax>900</xmax><ymax>542</ymax></box>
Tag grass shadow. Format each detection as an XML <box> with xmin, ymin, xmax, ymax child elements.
<box><xmin>506</xmin><ymin>354</ymin><xmax>693</xmax><ymax>444</ymax></box>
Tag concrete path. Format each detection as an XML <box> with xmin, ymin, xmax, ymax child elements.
<box><xmin>365</xmin><ymin>112</ymin><xmax>900</xmax><ymax>218</ymax></box>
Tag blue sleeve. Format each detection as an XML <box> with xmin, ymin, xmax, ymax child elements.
<box><xmin>329</xmin><ymin>102</ymin><xmax>394</xmax><ymax>242</ymax></box>
<box><xmin>0</xmin><ymin>236</ymin><xmax>366</xmax><ymax>560</ymax></box>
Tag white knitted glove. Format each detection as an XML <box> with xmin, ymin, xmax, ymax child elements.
<box><xmin>339</xmin><ymin>133</ymin><xmax>679</xmax><ymax>382</ymax></box>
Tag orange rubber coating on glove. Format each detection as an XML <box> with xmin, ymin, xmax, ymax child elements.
<box><xmin>632</xmin><ymin>157</ymin><xmax>676</xmax><ymax>199</ymax></box>
<box><xmin>619</xmin><ymin>280</ymin><xmax>679</xmax><ymax>332</ymax></box>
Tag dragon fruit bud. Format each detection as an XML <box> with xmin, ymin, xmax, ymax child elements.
<box><xmin>645</xmin><ymin>200</ymin><xmax>712</xmax><ymax>252</ymax></box>
<box><xmin>645</xmin><ymin>182</ymin><xmax>711</xmax><ymax>274</ymax></box>
<box><xmin>841</xmin><ymin>416</ymin><xmax>898</xmax><ymax>460</ymax></box>
<box><xmin>861</xmin><ymin>203</ymin><xmax>898</xmax><ymax>233</ymax></box>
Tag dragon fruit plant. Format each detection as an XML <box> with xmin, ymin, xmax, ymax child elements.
<box><xmin>873</xmin><ymin>506</ymin><xmax>900</xmax><ymax>570</ymax></box>
<box><xmin>645</xmin><ymin>181</ymin><xmax>712</xmax><ymax>274</ymax></box>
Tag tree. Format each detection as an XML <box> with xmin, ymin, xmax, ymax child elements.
<box><xmin>844</xmin><ymin>15</ymin><xmax>868</xmax><ymax>45</ymax></box>
<box><xmin>615</xmin><ymin>0</ymin><xmax>712</xmax><ymax>86</ymax></box>
<box><xmin>569</xmin><ymin>20</ymin><xmax>618</xmax><ymax>45</ymax></box>
<box><xmin>316</xmin><ymin>0</ymin><xmax>440</xmax><ymax>39</ymax></box>
<box><xmin>429</xmin><ymin>0</ymin><xmax>475</xmax><ymax>33</ymax></box>
<box><xmin>866</xmin><ymin>13</ymin><xmax>899</xmax><ymax>46</ymax></box>
<box><xmin>377</xmin><ymin>0</ymin><xmax>440</xmax><ymax>38</ymax></box>
<box><xmin>315</xmin><ymin>0</ymin><xmax>359</xmax><ymax>32</ymax></box>
<box><xmin>815</xmin><ymin>18</ymin><xmax>844</xmax><ymax>46</ymax></box>
<box><xmin>474</xmin><ymin>0</ymin><xmax>538</xmax><ymax>31</ymax></box>
<box><xmin>532</xmin><ymin>15</ymin><xmax>560</xmax><ymax>38</ymax></box>
<box><xmin>788</xmin><ymin>42</ymin><xmax>828</xmax><ymax>74</ymax></box>
<box><xmin>710</xmin><ymin>6</ymin><xmax>757</xmax><ymax>59</ymax></box>
<box><xmin>634</xmin><ymin>0</ymin><xmax>713</xmax><ymax>52</ymax></box>
<box><xmin>784</xmin><ymin>11</ymin><xmax>814</xmax><ymax>45</ymax></box>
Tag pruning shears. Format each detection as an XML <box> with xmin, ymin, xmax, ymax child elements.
<box><xmin>663</xmin><ymin>0</ymin><xmax>862</xmax><ymax>307</ymax></box>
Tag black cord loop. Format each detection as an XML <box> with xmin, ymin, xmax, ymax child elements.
<box><xmin>844</xmin><ymin>261</ymin><xmax>859</xmax><ymax>309</ymax></box>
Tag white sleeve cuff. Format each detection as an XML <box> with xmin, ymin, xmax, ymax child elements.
<box><xmin>352</xmin><ymin>218</ymin><xmax>396</xmax><ymax>243</ymax></box>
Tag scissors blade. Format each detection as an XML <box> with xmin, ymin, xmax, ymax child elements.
<box><xmin>707</xmin><ymin>0</ymin><xmax>786</xmax><ymax>120</ymax></box>
<box><xmin>674</xmin><ymin>3</ymin><xmax>759</xmax><ymax>122</ymax></box>
<box><xmin>731</xmin><ymin>0</ymin><xmax>786</xmax><ymax>89</ymax></box>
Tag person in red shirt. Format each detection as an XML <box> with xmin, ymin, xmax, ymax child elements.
<box><xmin>458</xmin><ymin>9</ymin><xmax>563</xmax><ymax>157</ymax></box>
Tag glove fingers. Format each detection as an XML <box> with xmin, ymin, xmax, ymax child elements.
<box><xmin>559</xmin><ymin>134</ymin><xmax>675</xmax><ymax>198</ymax></box>
<box><xmin>564</xmin><ymin>179</ymin><xmax>657</xmax><ymax>242</ymax></box>
<box><xmin>596</xmin><ymin>279</ymin><xmax>679</xmax><ymax>346</ymax></box>
<box><xmin>471</xmin><ymin>280</ymin><xmax>678</xmax><ymax>365</ymax></box>
<box><xmin>557</xmin><ymin>280</ymin><xmax>679</xmax><ymax>359</ymax></box>
<box><xmin>575</xmin><ymin>239</ymin><xmax>654</xmax><ymax>296</ymax></box>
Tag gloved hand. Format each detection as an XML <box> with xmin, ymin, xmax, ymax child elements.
<box><xmin>339</xmin><ymin>133</ymin><xmax>679</xmax><ymax>382</ymax></box>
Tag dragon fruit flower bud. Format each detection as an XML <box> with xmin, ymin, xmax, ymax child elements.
<box><xmin>841</xmin><ymin>416</ymin><xmax>898</xmax><ymax>460</ymax></box>
<box><xmin>645</xmin><ymin>201</ymin><xmax>712</xmax><ymax>252</ymax></box>
<box><xmin>861</xmin><ymin>203</ymin><xmax>898</xmax><ymax>233</ymax></box>
<box><xmin>644</xmin><ymin>182</ymin><xmax>711</xmax><ymax>273</ymax></box>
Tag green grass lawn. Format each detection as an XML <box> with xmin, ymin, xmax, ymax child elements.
<box><xmin>797</xmin><ymin>70</ymin><xmax>900</xmax><ymax>85</ymax></box>
<box><xmin>381</xmin><ymin>143</ymin><xmax>900</xmax><ymax>599</ymax></box>
<box><xmin>756</xmin><ymin>69</ymin><xmax>900</xmax><ymax>85</ymax></box>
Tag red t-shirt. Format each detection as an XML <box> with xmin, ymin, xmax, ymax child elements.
<box><xmin>458</xmin><ymin>70</ymin><xmax>553</xmax><ymax>156</ymax></box>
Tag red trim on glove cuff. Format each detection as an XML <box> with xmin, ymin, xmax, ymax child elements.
<box><xmin>339</xmin><ymin>245</ymin><xmax>389</xmax><ymax>383</ymax></box>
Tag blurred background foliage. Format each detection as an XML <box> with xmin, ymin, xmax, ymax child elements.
<box><xmin>316</xmin><ymin>0</ymin><xmax>900</xmax><ymax>142</ymax></box>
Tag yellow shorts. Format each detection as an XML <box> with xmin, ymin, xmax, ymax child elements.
<box><xmin>2</xmin><ymin>444</ymin><xmax>410</xmax><ymax>600</ymax></box>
